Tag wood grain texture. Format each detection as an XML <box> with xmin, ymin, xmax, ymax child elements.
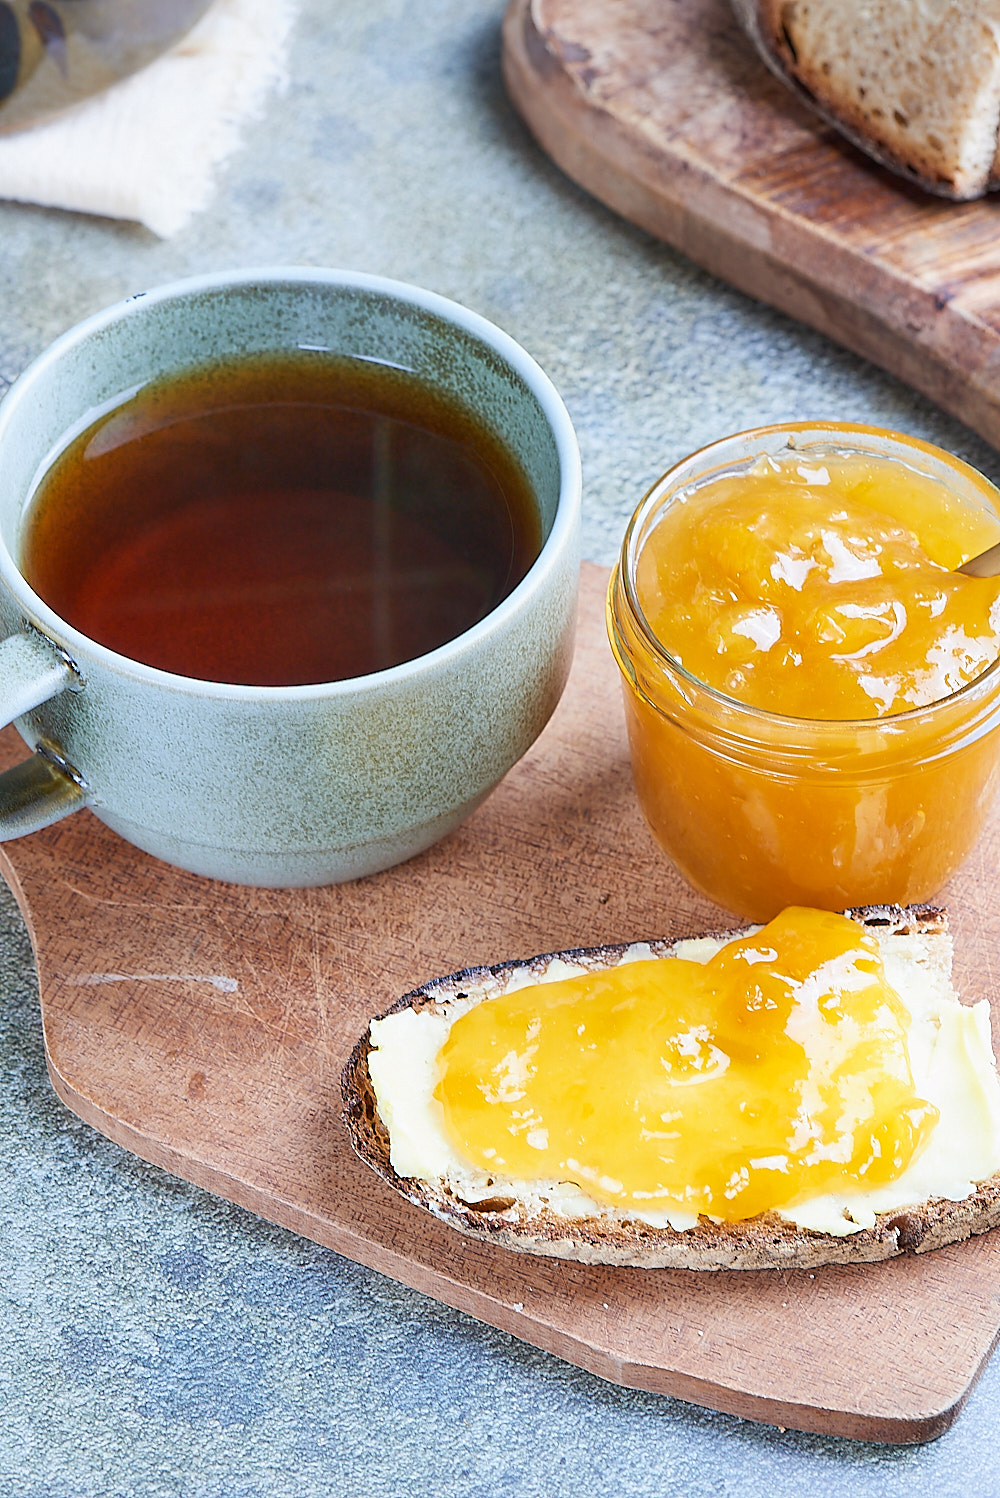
<box><xmin>5</xmin><ymin>563</ymin><xmax>1000</xmax><ymax>1443</ymax></box>
<box><xmin>502</xmin><ymin>0</ymin><xmax>1000</xmax><ymax>448</ymax></box>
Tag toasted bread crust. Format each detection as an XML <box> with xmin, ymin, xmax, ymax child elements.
<box><xmin>343</xmin><ymin>905</ymin><xmax>1000</xmax><ymax>1270</ymax></box>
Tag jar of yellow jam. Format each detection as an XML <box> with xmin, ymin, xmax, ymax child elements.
<box><xmin>607</xmin><ymin>423</ymin><xmax>1000</xmax><ymax>920</ymax></box>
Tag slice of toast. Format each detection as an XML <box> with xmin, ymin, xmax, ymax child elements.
<box><xmin>733</xmin><ymin>0</ymin><xmax>1000</xmax><ymax>200</ymax></box>
<box><xmin>343</xmin><ymin>905</ymin><xmax>1000</xmax><ymax>1271</ymax></box>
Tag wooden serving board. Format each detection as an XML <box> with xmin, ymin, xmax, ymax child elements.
<box><xmin>6</xmin><ymin>565</ymin><xmax>1000</xmax><ymax>1443</ymax></box>
<box><xmin>502</xmin><ymin>0</ymin><xmax>1000</xmax><ymax>450</ymax></box>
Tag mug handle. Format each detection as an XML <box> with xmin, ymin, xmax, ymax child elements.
<box><xmin>0</xmin><ymin>631</ymin><xmax>89</xmax><ymax>837</ymax></box>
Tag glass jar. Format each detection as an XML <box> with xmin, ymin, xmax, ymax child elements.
<box><xmin>607</xmin><ymin>423</ymin><xmax>1000</xmax><ymax>920</ymax></box>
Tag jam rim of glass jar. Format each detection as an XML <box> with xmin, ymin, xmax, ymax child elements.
<box><xmin>613</xmin><ymin>420</ymin><xmax>1000</xmax><ymax>734</ymax></box>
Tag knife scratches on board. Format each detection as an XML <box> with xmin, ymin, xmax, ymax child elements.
<box><xmin>67</xmin><ymin>971</ymin><xmax>238</xmax><ymax>993</ymax></box>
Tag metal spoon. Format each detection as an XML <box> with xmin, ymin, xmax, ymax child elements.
<box><xmin>0</xmin><ymin>0</ymin><xmax>214</xmax><ymax>135</ymax></box>
<box><xmin>958</xmin><ymin>542</ymin><xmax>1000</xmax><ymax>578</ymax></box>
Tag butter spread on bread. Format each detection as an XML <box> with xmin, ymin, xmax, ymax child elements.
<box><xmin>733</xmin><ymin>0</ymin><xmax>1000</xmax><ymax>199</ymax></box>
<box><xmin>343</xmin><ymin>906</ymin><xmax>1000</xmax><ymax>1270</ymax></box>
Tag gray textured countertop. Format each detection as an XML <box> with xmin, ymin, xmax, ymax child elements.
<box><xmin>4</xmin><ymin>3</ymin><xmax>1000</xmax><ymax>1493</ymax></box>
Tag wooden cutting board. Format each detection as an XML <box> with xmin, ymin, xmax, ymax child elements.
<box><xmin>502</xmin><ymin>0</ymin><xmax>1000</xmax><ymax>451</ymax></box>
<box><xmin>6</xmin><ymin>563</ymin><xmax>1000</xmax><ymax>1444</ymax></box>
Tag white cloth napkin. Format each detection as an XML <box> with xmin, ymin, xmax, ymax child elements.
<box><xmin>0</xmin><ymin>0</ymin><xmax>297</xmax><ymax>237</ymax></box>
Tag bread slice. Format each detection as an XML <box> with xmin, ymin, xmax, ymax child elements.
<box><xmin>343</xmin><ymin>905</ymin><xmax>1000</xmax><ymax>1270</ymax></box>
<box><xmin>733</xmin><ymin>0</ymin><xmax>1000</xmax><ymax>199</ymax></box>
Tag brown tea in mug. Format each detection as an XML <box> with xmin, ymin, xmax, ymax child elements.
<box><xmin>21</xmin><ymin>352</ymin><xmax>542</xmax><ymax>686</ymax></box>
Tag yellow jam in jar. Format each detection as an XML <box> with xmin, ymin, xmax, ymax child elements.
<box><xmin>636</xmin><ymin>452</ymin><xmax>1000</xmax><ymax>719</ymax></box>
<box><xmin>435</xmin><ymin>907</ymin><xmax>937</xmax><ymax>1222</ymax></box>
<box><xmin>608</xmin><ymin>426</ymin><xmax>1000</xmax><ymax>918</ymax></box>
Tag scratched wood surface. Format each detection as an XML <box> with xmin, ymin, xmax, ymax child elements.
<box><xmin>502</xmin><ymin>0</ymin><xmax>1000</xmax><ymax>450</ymax></box>
<box><xmin>4</xmin><ymin>564</ymin><xmax>1000</xmax><ymax>1442</ymax></box>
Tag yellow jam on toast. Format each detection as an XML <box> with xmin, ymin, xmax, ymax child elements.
<box><xmin>435</xmin><ymin>908</ymin><xmax>938</xmax><ymax>1222</ymax></box>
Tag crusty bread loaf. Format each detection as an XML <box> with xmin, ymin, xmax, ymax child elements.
<box><xmin>733</xmin><ymin>0</ymin><xmax>1000</xmax><ymax>199</ymax></box>
<box><xmin>343</xmin><ymin>905</ymin><xmax>1000</xmax><ymax>1271</ymax></box>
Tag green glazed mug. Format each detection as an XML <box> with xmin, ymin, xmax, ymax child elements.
<box><xmin>0</xmin><ymin>268</ymin><xmax>581</xmax><ymax>885</ymax></box>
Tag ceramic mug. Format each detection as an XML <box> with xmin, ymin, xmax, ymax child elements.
<box><xmin>0</xmin><ymin>268</ymin><xmax>581</xmax><ymax>886</ymax></box>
